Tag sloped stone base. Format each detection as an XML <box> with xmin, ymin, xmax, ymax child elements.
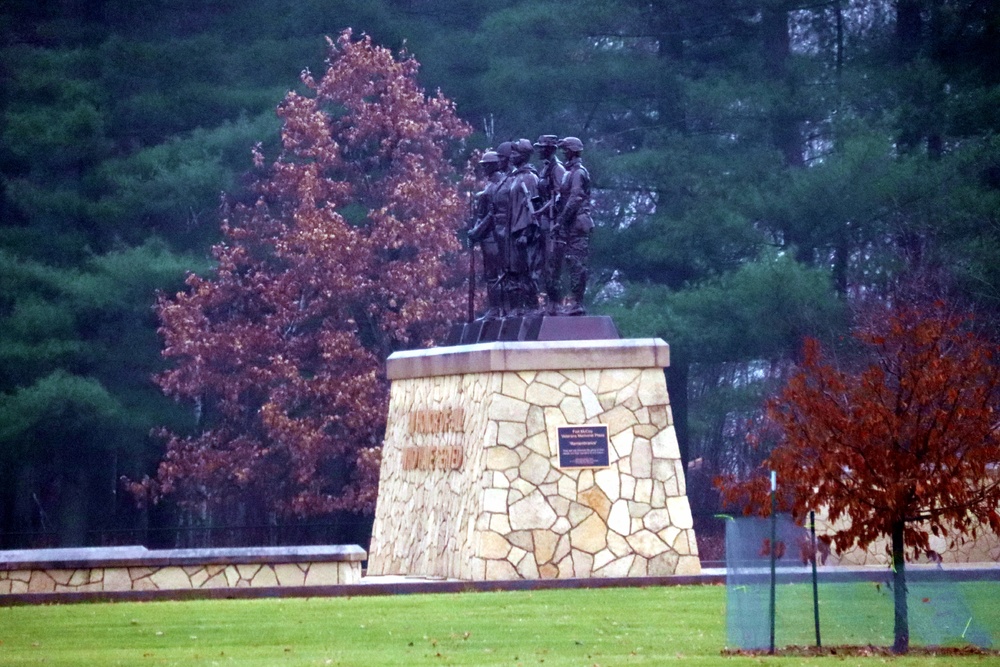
<box><xmin>368</xmin><ymin>339</ymin><xmax>700</xmax><ymax>580</ymax></box>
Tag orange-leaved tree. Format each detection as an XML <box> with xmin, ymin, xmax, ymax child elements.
<box><xmin>719</xmin><ymin>298</ymin><xmax>1000</xmax><ymax>654</ymax></box>
<box><xmin>134</xmin><ymin>30</ymin><xmax>473</xmax><ymax>528</ymax></box>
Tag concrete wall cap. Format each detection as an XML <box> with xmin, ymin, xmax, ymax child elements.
<box><xmin>387</xmin><ymin>338</ymin><xmax>670</xmax><ymax>380</ymax></box>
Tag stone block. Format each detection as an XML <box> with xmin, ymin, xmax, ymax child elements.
<box><xmin>104</xmin><ymin>567</ymin><xmax>132</xmax><ymax>591</ymax></box>
<box><xmin>526</xmin><ymin>381</ymin><xmax>566</xmax><ymax>407</ymax></box>
<box><xmin>497</xmin><ymin>421</ymin><xmax>527</xmax><ymax>448</ymax></box>
<box><xmin>520</xmin><ymin>452</ymin><xmax>551</xmax><ymax>485</ymax></box>
<box><xmin>487</xmin><ymin>446</ymin><xmax>521</xmax><ymax>471</ymax></box>
<box><xmin>595</xmin><ymin>555</ymin><xmax>634</xmax><ymax>578</ymax></box>
<box><xmin>631</xmin><ymin>440</ymin><xmax>652</xmax><ymax>478</ymax></box>
<box><xmin>651</xmin><ymin>429</ymin><xmax>680</xmax><ymax>459</ymax></box>
<box><xmin>580</xmin><ymin>385</ymin><xmax>602</xmax><ymax>419</ymax></box>
<box><xmin>489</xmin><ymin>513</ymin><xmax>511</xmax><ymax>535</ymax></box>
<box><xmin>559</xmin><ymin>396</ymin><xmax>586</xmax><ymax>424</ymax></box>
<box><xmin>149</xmin><ymin>567</ymin><xmax>193</xmax><ymax>591</ymax></box>
<box><xmin>490</xmin><ymin>394</ymin><xmax>530</xmax><ymax>422</ymax></box>
<box><xmin>594</xmin><ymin>467</ymin><xmax>620</xmax><ymax>500</ymax></box>
<box><xmin>634</xmin><ymin>424</ymin><xmax>659</xmax><ymax>439</ymax></box>
<box><xmin>550</xmin><ymin>495</ymin><xmax>570</xmax><ymax>517</ymax></box>
<box><xmin>627</xmin><ymin>530</ymin><xmax>669</xmax><ymax>558</ymax></box>
<box><xmin>533</xmin><ymin>530</ymin><xmax>559</xmax><ymax>564</ymax></box>
<box><xmin>486</xmin><ymin>559</ymin><xmax>518</xmax><ymax>580</ymax></box>
<box><xmin>611</xmin><ymin>429</ymin><xmax>634</xmax><ymax>459</ymax></box>
<box><xmin>509</xmin><ymin>490</ymin><xmax>557</xmax><ymax>531</ymax></box>
<box><xmin>578</xmin><ymin>485</ymin><xmax>611</xmax><ymax>521</ymax></box>
<box><xmin>675</xmin><ymin>555</ymin><xmax>701</xmax><ymax>575</ymax></box>
<box><xmin>274</xmin><ymin>564</ymin><xmax>306</xmax><ymax>587</ymax></box>
<box><xmin>526</xmin><ymin>406</ymin><xmax>546</xmax><ymax>437</ymax></box>
<box><xmin>552</xmin><ymin>516</ymin><xmax>572</xmax><ymax>534</ymax></box>
<box><xmin>28</xmin><ymin>571</ymin><xmax>55</xmax><ymax>593</ymax></box>
<box><xmin>645</xmin><ymin>509</ymin><xmax>673</xmax><ymax>533</ymax></box>
<box><xmin>304</xmin><ymin>562</ymin><xmax>342</xmax><ymax>586</ymax></box>
<box><xmin>572</xmin><ymin>549</ymin><xmax>595</xmax><ymax>577</ymax></box>
<box><xmin>516</xmin><ymin>553</ymin><xmax>540</xmax><ymax>579</ymax></box>
<box><xmin>507</xmin><ymin>530</ymin><xmax>534</xmax><ymax>552</ymax></box>
<box><xmin>607</xmin><ymin>500</ymin><xmax>631</xmax><ymax>536</ymax></box>
<box><xmin>502</xmin><ymin>373</ymin><xmax>528</xmax><ymax>400</ymax></box>
<box><xmin>628</xmin><ymin>501</ymin><xmax>651</xmax><ymax>518</ymax></box>
<box><xmin>479</xmin><ymin>531</ymin><xmax>513</xmax><ymax>560</ymax></box>
<box><xmin>634</xmin><ymin>479</ymin><xmax>653</xmax><ymax>504</ymax></box>
<box><xmin>666</xmin><ymin>496</ymin><xmax>694</xmax><ymax>529</ymax></box>
<box><xmin>601</xmin><ymin>405</ymin><xmax>637</xmax><ymax>437</ymax></box>
<box><xmin>48</xmin><ymin>569</ymin><xmax>73</xmax><ymax>585</ymax></box>
<box><xmin>556</xmin><ymin>554</ymin><xmax>575</xmax><ymax>578</ymax></box>
<box><xmin>570</xmin><ymin>512</ymin><xmax>608</xmax><ymax>554</ymax></box>
<box><xmin>598</xmin><ymin>369</ymin><xmax>640</xmax><ymax>394</ymax></box>
<box><xmin>483</xmin><ymin>488</ymin><xmax>508</xmax><ymax>513</ymax></box>
<box><xmin>648</xmin><ymin>551</ymin><xmax>680</xmax><ymax>576</ymax></box>
<box><xmin>559</xmin><ymin>379</ymin><xmax>581</xmax><ymax>396</ymax></box>
<box><xmin>68</xmin><ymin>569</ymin><xmax>91</xmax><ymax>587</ymax></box>
<box><xmin>535</xmin><ymin>370</ymin><xmax>567</xmax><ymax>388</ymax></box>
<box><xmin>189</xmin><ymin>567</ymin><xmax>210</xmax><ymax>588</ymax></box>
<box><xmin>629</xmin><ymin>556</ymin><xmax>649</xmax><ymax>577</ymax></box>
<box><xmin>236</xmin><ymin>563</ymin><xmax>261</xmax><ymax>583</ymax></box>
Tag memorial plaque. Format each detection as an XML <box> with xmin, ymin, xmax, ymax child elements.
<box><xmin>557</xmin><ymin>425</ymin><xmax>610</xmax><ymax>469</ymax></box>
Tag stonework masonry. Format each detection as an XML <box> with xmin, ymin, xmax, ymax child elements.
<box><xmin>0</xmin><ymin>545</ymin><xmax>364</xmax><ymax>595</ymax></box>
<box><xmin>368</xmin><ymin>339</ymin><xmax>701</xmax><ymax>580</ymax></box>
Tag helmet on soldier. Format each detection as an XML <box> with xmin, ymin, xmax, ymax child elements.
<box><xmin>534</xmin><ymin>134</ymin><xmax>559</xmax><ymax>148</ymax></box>
<box><xmin>513</xmin><ymin>138</ymin><xmax>534</xmax><ymax>157</ymax></box>
<box><xmin>479</xmin><ymin>151</ymin><xmax>499</xmax><ymax>164</ymax></box>
<box><xmin>557</xmin><ymin>136</ymin><xmax>584</xmax><ymax>153</ymax></box>
<box><xmin>496</xmin><ymin>141</ymin><xmax>513</xmax><ymax>159</ymax></box>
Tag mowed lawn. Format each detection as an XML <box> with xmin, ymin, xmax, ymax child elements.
<box><xmin>2</xmin><ymin>583</ymin><xmax>999</xmax><ymax>666</ymax></box>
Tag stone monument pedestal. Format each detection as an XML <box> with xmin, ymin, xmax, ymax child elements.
<box><xmin>367</xmin><ymin>338</ymin><xmax>700</xmax><ymax>580</ymax></box>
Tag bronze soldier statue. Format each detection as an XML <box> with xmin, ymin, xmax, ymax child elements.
<box><xmin>534</xmin><ymin>135</ymin><xmax>567</xmax><ymax>315</ymax></box>
<box><xmin>508</xmin><ymin>139</ymin><xmax>541</xmax><ymax>314</ymax></box>
<box><xmin>491</xmin><ymin>142</ymin><xmax>515</xmax><ymax>315</ymax></box>
<box><xmin>549</xmin><ymin>136</ymin><xmax>593</xmax><ymax>316</ymax></box>
<box><xmin>467</xmin><ymin>151</ymin><xmax>504</xmax><ymax>319</ymax></box>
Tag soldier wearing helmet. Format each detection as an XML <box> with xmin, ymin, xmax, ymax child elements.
<box><xmin>549</xmin><ymin>136</ymin><xmax>593</xmax><ymax>316</ymax></box>
<box><xmin>507</xmin><ymin>138</ymin><xmax>542</xmax><ymax>314</ymax></box>
<box><xmin>468</xmin><ymin>151</ymin><xmax>505</xmax><ymax>318</ymax></box>
<box><xmin>534</xmin><ymin>135</ymin><xmax>566</xmax><ymax>314</ymax></box>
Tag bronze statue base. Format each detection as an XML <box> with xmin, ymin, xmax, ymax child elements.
<box><xmin>444</xmin><ymin>315</ymin><xmax>620</xmax><ymax>345</ymax></box>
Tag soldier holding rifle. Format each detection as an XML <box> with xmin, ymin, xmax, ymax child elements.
<box><xmin>549</xmin><ymin>136</ymin><xmax>593</xmax><ymax>316</ymax></box>
<box><xmin>534</xmin><ymin>134</ymin><xmax>566</xmax><ymax>315</ymax></box>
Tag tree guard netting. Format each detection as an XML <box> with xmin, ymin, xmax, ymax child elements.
<box><xmin>725</xmin><ymin>515</ymin><xmax>993</xmax><ymax>651</ymax></box>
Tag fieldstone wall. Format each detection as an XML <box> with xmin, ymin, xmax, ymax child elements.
<box><xmin>0</xmin><ymin>545</ymin><xmax>364</xmax><ymax>594</ymax></box>
<box><xmin>368</xmin><ymin>339</ymin><xmax>700</xmax><ymax>580</ymax></box>
<box><xmin>815</xmin><ymin>513</ymin><xmax>1000</xmax><ymax>566</ymax></box>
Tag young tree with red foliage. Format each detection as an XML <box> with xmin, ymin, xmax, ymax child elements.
<box><xmin>720</xmin><ymin>299</ymin><xmax>1000</xmax><ymax>653</ymax></box>
<box><xmin>132</xmin><ymin>30</ymin><xmax>473</xmax><ymax>526</ymax></box>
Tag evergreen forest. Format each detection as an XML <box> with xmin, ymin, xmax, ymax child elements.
<box><xmin>2</xmin><ymin>0</ymin><xmax>999</xmax><ymax>553</ymax></box>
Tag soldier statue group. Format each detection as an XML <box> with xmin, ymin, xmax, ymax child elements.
<box><xmin>468</xmin><ymin>135</ymin><xmax>593</xmax><ymax>319</ymax></box>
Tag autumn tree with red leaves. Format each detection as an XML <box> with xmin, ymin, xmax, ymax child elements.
<box><xmin>133</xmin><ymin>30</ymin><xmax>473</xmax><ymax>528</ymax></box>
<box><xmin>720</xmin><ymin>298</ymin><xmax>1000</xmax><ymax>654</ymax></box>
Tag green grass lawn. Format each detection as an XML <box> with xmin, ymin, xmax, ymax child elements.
<box><xmin>1</xmin><ymin>583</ymin><xmax>998</xmax><ymax>666</ymax></box>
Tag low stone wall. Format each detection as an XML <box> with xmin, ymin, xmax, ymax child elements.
<box><xmin>815</xmin><ymin>513</ymin><xmax>1000</xmax><ymax>566</ymax></box>
<box><xmin>0</xmin><ymin>545</ymin><xmax>365</xmax><ymax>595</ymax></box>
<box><xmin>369</xmin><ymin>338</ymin><xmax>701</xmax><ymax>580</ymax></box>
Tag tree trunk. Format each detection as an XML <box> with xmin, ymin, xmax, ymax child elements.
<box><xmin>891</xmin><ymin>520</ymin><xmax>910</xmax><ymax>653</ymax></box>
